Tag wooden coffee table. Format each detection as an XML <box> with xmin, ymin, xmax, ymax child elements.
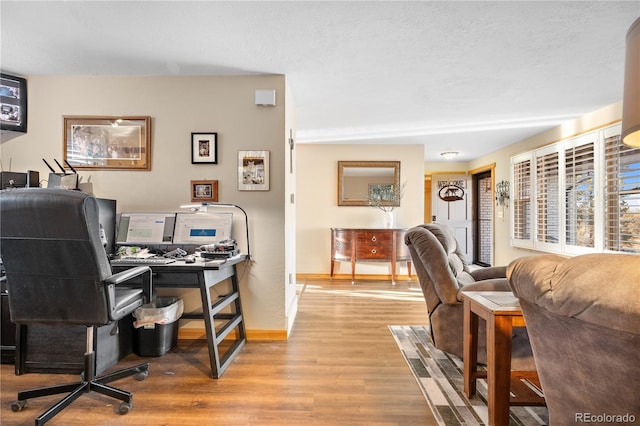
<box><xmin>461</xmin><ymin>291</ymin><xmax>545</xmax><ymax>426</ymax></box>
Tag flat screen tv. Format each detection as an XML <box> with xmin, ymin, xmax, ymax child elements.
<box><xmin>0</xmin><ymin>73</ymin><xmax>27</xmax><ymax>133</ymax></box>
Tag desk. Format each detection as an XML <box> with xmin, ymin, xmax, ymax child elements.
<box><xmin>462</xmin><ymin>291</ymin><xmax>545</xmax><ymax>426</ymax></box>
<box><xmin>330</xmin><ymin>228</ymin><xmax>411</xmax><ymax>284</ymax></box>
<box><xmin>112</xmin><ymin>255</ymin><xmax>247</xmax><ymax>379</ymax></box>
<box><xmin>1</xmin><ymin>274</ymin><xmax>17</xmax><ymax>365</ymax></box>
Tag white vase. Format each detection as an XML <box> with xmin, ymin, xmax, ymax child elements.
<box><xmin>383</xmin><ymin>211</ymin><xmax>395</xmax><ymax>228</ymax></box>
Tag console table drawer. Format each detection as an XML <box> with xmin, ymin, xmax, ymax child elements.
<box><xmin>356</xmin><ymin>232</ymin><xmax>392</xmax><ymax>246</ymax></box>
<box><xmin>332</xmin><ymin>229</ymin><xmax>353</xmax><ymax>261</ymax></box>
<box><xmin>356</xmin><ymin>245</ymin><xmax>392</xmax><ymax>260</ymax></box>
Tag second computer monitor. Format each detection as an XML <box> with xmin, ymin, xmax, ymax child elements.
<box><xmin>172</xmin><ymin>212</ymin><xmax>233</xmax><ymax>245</ymax></box>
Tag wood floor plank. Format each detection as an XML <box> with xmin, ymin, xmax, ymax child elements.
<box><xmin>0</xmin><ymin>279</ymin><xmax>437</xmax><ymax>425</ymax></box>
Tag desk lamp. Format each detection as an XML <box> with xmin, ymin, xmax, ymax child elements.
<box><xmin>179</xmin><ymin>202</ymin><xmax>251</xmax><ymax>261</ymax></box>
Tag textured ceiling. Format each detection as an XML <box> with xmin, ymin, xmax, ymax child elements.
<box><xmin>1</xmin><ymin>1</ymin><xmax>639</xmax><ymax>161</ymax></box>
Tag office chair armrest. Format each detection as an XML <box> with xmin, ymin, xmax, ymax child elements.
<box><xmin>107</xmin><ymin>266</ymin><xmax>153</xmax><ymax>303</ymax></box>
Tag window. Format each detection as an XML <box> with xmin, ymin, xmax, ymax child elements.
<box><xmin>511</xmin><ymin>123</ymin><xmax>640</xmax><ymax>255</ymax></box>
<box><xmin>511</xmin><ymin>154</ymin><xmax>532</xmax><ymax>246</ymax></box>
<box><xmin>604</xmin><ymin>132</ymin><xmax>640</xmax><ymax>253</ymax></box>
<box><xmin>564</xmin><ymin>135</ymin><xmax>596</xmax><ymax>252</ymax></box>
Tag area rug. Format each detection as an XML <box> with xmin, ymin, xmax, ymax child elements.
<box><xmin>389</xmin><ymin>325</ymin><xmax>549</xmax><ymax>426</ymax></box>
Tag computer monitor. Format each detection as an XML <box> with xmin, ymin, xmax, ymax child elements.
<box><xmin>172</xmin><ymin>212</ymin><xmax>233</xmax><ymax>245</ymax></box>
<box><xmin>95</xmin><ymin>198</ymin><xmax>117</xmax><ymax>256</ymax></box>
<box><xmin>116</xmin><ymin>212</ymin><xmax>176</xmax><ymax>246</ymax></box>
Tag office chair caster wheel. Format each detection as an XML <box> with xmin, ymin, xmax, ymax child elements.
<box><xmin>11</xmin><ymin>400</ymin><xmax>26</xmax><ymax>412</ymax></box>
<box><xmin>134</xmin><ymin>370</ymin><xmax>148</xmax><ymax>381</ymax></box>
<box><xmin>118</xmin><ymin>402</ymin><xmax>131</xmax><ymax>415</ymax></box>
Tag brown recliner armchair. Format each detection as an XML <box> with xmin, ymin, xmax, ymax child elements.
<box><xmin>405</xmin><ymin>223</ymin><xmax>534</xmax><ymax>368</ymax></box>
<box><xmin>508</xmin><ymin>253</ymin><xmax>640</xmax><ymax>424</ymax></box>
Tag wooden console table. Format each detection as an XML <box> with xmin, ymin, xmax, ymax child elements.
<box><xmin>462</xmin><ymin>291</ymin><xmax>545</xmax><ymax>426</ymax></box>
<box><xmin>330</xmin><ymin>228</ymin><xmax>411</xmax><ymax>284</ymax></box>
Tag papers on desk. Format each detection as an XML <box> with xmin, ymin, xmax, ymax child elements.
<box><xmin>116</xmin><ymin>247</ymin><xmax>155</xmax><ymax>258</ymax></box>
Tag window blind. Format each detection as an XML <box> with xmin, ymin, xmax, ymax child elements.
<box><xmin>565</xmin><ymin>141</ymin><xmax>595</xmax><ymax>248</ymax></box>
<box><xmin>512</xmin><ymin>158</ymin><xmax>531</xmax><ymax>241</ymax></box>
<box><xmin>605</xmin><ymin>134</ymin><xmax>640</xmax><ymax>253</ymax></box>
<box><xmin>536</xmin><ymin>151</ymin><xmax>559</xmax><ymax>244</ymax></box>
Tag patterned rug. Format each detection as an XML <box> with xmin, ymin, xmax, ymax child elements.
<box><xmin>389</xmin><ymin>325</ymin><xmax>549</xmax><ymax>426</ymax></box>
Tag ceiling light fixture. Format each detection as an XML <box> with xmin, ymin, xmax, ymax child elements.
<box><xmin>622</xmin><ymin>17</ymin><xmax>640</xmax><ymax>147</ymax></box>
<box><xmin>440</xmin><ymin>151</ymin><xmax>460</xmax><ymax>160</ymax></box>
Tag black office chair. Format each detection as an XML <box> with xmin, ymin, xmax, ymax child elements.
<box><xmin>0</xmin><ymin>188</ymin><xmax>153</xmax><ymax>425</ymax></box>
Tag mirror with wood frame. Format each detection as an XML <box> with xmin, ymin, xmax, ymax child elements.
<box><xmin>337</xmin><ymin>161</ymin><xmax>401</xmax><ymax>206</ymax></box>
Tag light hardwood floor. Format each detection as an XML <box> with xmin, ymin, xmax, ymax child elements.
<box><xmin>0</xmin><ymin>279</ymin><xmax>437</xmax><ymax>425</ymax></box>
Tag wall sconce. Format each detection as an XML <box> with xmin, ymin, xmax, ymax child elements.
<box><xmin>622</xmin><ymin>17</ymin><xmax>640</xmax><ymax>147</ymax></box>
<box><xmin>495</xmin><ymin>180</ymin><xmax>510</xmax><ymax>207</ymax></box>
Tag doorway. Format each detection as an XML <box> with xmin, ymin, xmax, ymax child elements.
<box><xmin>472</xmin><ymin>171</ymin><xmax>493</xmax><ymax>266</ymax></box>
<box><xmin>431</xmin><ymin>173</ymin><xmax>473</xmax><ymax>263</ymax></box>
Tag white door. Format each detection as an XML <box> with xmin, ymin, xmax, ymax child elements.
<box><xmin>431</xmin><ymin>174</ymin><xmax>473</xmax><ymax>263</ymax></box>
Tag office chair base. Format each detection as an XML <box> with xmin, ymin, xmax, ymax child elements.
<box><xmin>11</xmin><ymin>361</ymin><xmax>149</xmax><ymax>425</ymax></box>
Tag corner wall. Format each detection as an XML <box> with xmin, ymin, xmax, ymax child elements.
<box><xmin>469</xmin><ymin>102</ymin><xmax>623</xmax><ymax>265</ymax></box>
<box><xmin>0</xmin><ymin>75</ymin><xmax>290</xmax><ymax>338</ymax></box>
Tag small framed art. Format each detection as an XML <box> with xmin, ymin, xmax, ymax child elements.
<box><xmin>238</xmin><ymin>150</ymin><xmax>270</xmax><ymax>191</ymax></box>
<box><xmin>191</xmin><ymin>180</ymin><xmax>219</xmax><ymax>202</ymax></box>
<box><xmin>191</xmin><ymin>132</ymin><xmax>218</xmax><ymax>164</ymax></box>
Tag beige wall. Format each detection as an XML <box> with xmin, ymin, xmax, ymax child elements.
<box><xmin>0</xmin><ymin>73</ymin><xmax>623</xmax><ymax>332</ymax></box>
<box><xmin>0</xmin><ymin>75</ymin><xmax>291</xmax><ymax>338</ymax></box>
<box><xmin>296</xmin><ymin>143</ymin><xmax>425</xmax><ymax>277</ymax></box>
<box><xmin>468</xmin><ymin>102</ymin><xmax>623</xmax><ymax>266</ymax></box>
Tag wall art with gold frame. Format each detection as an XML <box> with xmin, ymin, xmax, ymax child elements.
<box><xmin>190</xmin><ymin>179</ymin><xmax>219</xmax><ymax>203</ymax></box>
<box><xmin>63</xmin><ymin>115</ymin><xmax>151</xmax><ymax>170</ymax></box>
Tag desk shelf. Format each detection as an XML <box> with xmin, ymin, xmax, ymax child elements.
<box><xmin>113</xmin><ymin>257</ymin><xmax>247</xmax><ymax>379</ymax></box>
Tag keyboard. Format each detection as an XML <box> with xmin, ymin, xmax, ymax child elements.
<box><xmin>111</xmin><ymin>257</ymin><xmax>176</xmax><ymax>265</ymax></box>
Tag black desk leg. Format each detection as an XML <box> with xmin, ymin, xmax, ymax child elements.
<box><xmin>198</xmin><ymin>264</ymin><xmax>246</xmax><ymax>379</ymax></box>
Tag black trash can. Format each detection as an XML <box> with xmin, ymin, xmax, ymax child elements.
<box><xmin>133</xmin><ymin>297</ymin><xmax>183</xmax><ymax>357</ymax></box>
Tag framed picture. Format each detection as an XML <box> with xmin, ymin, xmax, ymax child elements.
<box><xmin>238</xmin><ymin>150</ymin><xmax>270</xmax><ymax>191</ymax></box>
<box><xmin>0</xmin><ymin>73</ymin><xmax>27</xmax><ymax>133</ymax></box>
<box><xmin>191</xmin><ymin>180</ymin><xmax>219</xmax><ymax>202</ymax></box>
<box><xmin>63</xmin><ymin>116</ymin><xmax>151</xmax><ymax>170</ymax></box>
<box><xmin>191</xmin><ymin>132</ymin><xmax>218</xmax><ymax>164</ymax></box>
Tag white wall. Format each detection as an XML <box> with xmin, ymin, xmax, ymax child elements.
<box><xmin>0</xmin><ymin>75</ymin><xmax>291</xmax><ymax>338</ymax></box>
<box><xmin>283</xmin><ymin>79</ymin><xmax>298</xmax><ymax>336</ymax></box>
<box><xmin>296</xmin><ymin>143</ymin><xmax>425</xmax><ymax>276</ymax></box>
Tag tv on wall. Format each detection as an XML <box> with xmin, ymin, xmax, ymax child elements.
<box><xmin>0</xmin><ymin>73</ymin><xmax>27</xmax><ymax>133</ymax></box>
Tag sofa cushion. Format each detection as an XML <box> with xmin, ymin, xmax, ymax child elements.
<box><xmin>508</xmin><ymin>253</ymin><xmax>640</xmax><ymax>336</ymax></box>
